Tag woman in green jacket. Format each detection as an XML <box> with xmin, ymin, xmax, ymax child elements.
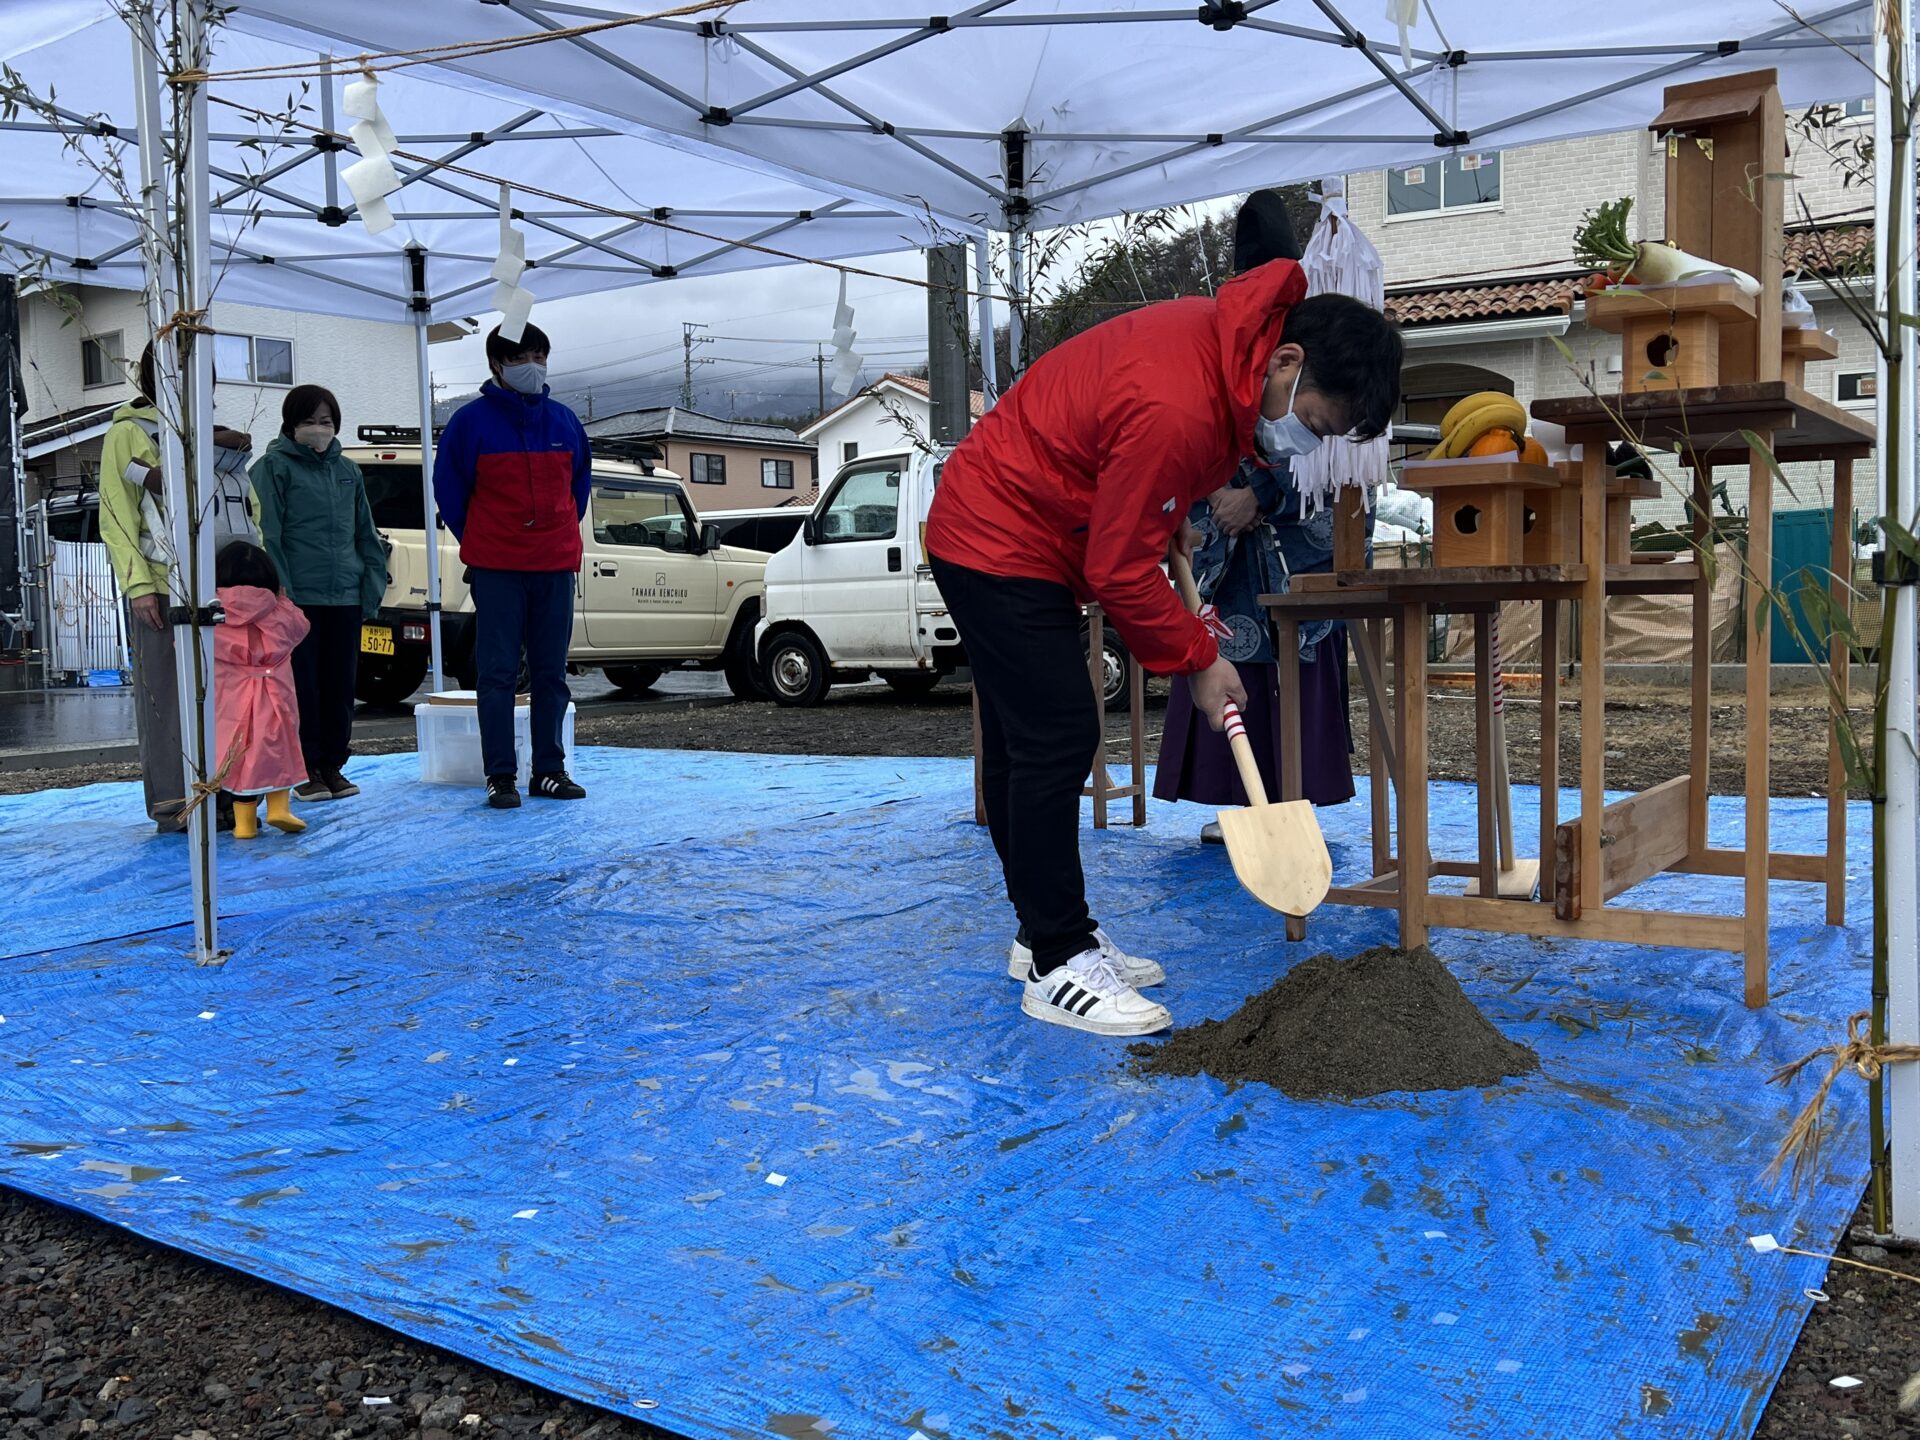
<box><xmin>250</xmin><ymin>384</ymin><xmax>389</xmax><ymax>802</ymax></box>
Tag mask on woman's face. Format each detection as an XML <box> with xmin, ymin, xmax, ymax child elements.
<box><xmin>1255</xmin><ymin>375</ymin><xmax>1323</xmax><ymax>462</ymax></box>
<box><xmin>292</xmin><ymin>421</ymin><xmax>335</xmax><ymax>454</ymax></box>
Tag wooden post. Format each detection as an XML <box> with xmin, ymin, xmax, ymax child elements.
<box><xmin>1744</xmin><ymin>438</ymin><xmax>1774</xmax><ymax>1006</ymax></box>
<box><xmin>1474</xmin><ymin>611</ymin><xmax>1499</xmax><ymax>897</ymax></box>
<box><xmin>1278</xmin><ymin>615</ymin><xmax>1307</xmax><ymax>943</ymax></box>
<box><xmin>1130</xmin><ymin>647</ymin><xmax>1147</xmax><ymax>829</ymax></box>
<box><xmin>1579</xmin><ymin>436</ymin><xmax>1609</xmax><ymax>916</ymax></box>
<box><xmin>1397</xmin><ymin>601</ymin><xmax>1430</xmax><ymax>949</ymax></box>
<box><xmin>1540</xmin><ymin>600</ymin><xmax>1561</xmax><ymax>872</ymax></box>
<box><xmin>1689</xmin><ymin>459</ymin><xmax>1713</xmax><ymax>858</ymax></box>
<box><xmin>1359</xmin><ymin>617</ymin><xmax>1393</xmax><ymax>876</ymax></box>
<box><xmin>1828</xmin><ymin>454</ymin><xmax>1855</xmax><ymax>926</ymax></box>
<box><xmin>1087</xmin><ymin>604</ymin><xmax>1108</xmax><ymax>830</ymax></box>
<box><xmin>971</xmin><ymin>687</ymin><xmax>986</xmax><ymax>826</ymax></box>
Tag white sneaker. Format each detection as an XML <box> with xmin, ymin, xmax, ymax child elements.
<box><xmin>1007</xmin><ymin>926</ymin><xmax>1165</xmax><ymax>987</ymax></box>
<box><xmin>1021</xmin><ymin>949</ymin><xmax>1173</xmax><ymax>1037</ymax></box>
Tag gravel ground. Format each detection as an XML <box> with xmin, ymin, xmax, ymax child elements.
<box><xmin>0</xmin><ymin>676</ymin><xmax>1893</xmax><ymax>1438</ymax></box>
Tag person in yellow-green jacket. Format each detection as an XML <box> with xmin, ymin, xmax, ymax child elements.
<box><xmin>98</xmin><ymin>341</ymin><xmax>253</xmax><ymax>833</ymax></box>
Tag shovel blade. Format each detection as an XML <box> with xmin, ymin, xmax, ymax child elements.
<box><xmin>1216</xmin><ymin>800</ymin><xmax>1333</xmax><ymax>918</ymax></box>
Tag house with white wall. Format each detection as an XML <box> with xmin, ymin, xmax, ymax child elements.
<box><xmin>799</xmin><ymin>373</ymin><xmax>985</xmax><ymax>484</ymax></box>
<box><xmin>19</xmin><ymin>284</ymin><xmax>418</xmax><ymax>507</ymax></box>
<box><xmin>1360</xmin><ymin>98</ymin><xmax>1878</xmax><ymax>529</ymax></box>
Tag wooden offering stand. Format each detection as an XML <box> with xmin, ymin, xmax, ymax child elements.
<box><xmin>1260</xmin><ymin>69</ymin><xmax>1871</xmax><ymax>1007</ymax></box>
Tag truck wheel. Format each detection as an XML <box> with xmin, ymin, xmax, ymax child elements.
<box><xmin>764</xmin><ymin>631</ymin><xmax>830</xmax><ymax>707</ymax></box>
<box><xmin>354</xmin><ymin>649</ymin><xmax>430</xmax><ymax>708</ymax></box>
<box><xmin>723</xmin><ymin>620</ymin><xmax>768</xmax><ymax>701</ymax></box>
<box><xmin>604</xmin><ymin>664</ymin><xmax>662</xmax><ymax>694</ymax></box>
<box><xmin>882</xmin><ymin>670</ymin><xmax>942</xmax><ymax>699</ymax></box>
<box><xmin>1084</xmin><ymin>626</ymin><xmax>1131</xmax><ymax>713</ymax></box>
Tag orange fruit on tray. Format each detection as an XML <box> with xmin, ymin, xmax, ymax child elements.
<box><xmin>1519</xmin><ymin>436</ymin><xmax>1549</xmax><ymax>465</ymax></box>
<box><xmin>1466</xmin><ymin>428</ymin><xmax>1521</xmax><ymax>458</ymax></box>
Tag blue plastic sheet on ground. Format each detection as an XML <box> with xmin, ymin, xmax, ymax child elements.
<box><xmin>0</xmin><ymin>749</ymin><xmax>1873</xmax><ymax>1438</ymax></box>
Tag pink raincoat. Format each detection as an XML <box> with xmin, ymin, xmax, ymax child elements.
<box><xmin>215</xmin><ymin>584</ymin><xmax>311</xmax><ymax>796</ymax></box>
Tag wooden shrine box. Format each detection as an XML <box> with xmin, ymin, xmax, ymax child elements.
<box><xmin>1782</xmin><ymin>324</ymin><xmax>1841</xmax><ymax>388</ymax></box>
<box><xmin>1549</xmin><ymin>461</ymin><xmax>1655</xmax><ymax>563</ymax></box>
<box><xmin>1586</xmin><ymin>282</ymin><xmax>1759</xmax><ymax>393</ymax></box>
<box><xmin>1399</xmin><ymin>460</ymin><xmax>1559</xmax><ymax>567</ymax></box>
<box><xmin>1521</xmin><ymin>470</ymin><xmax>1577</xmax><ymax>565</ymax></box>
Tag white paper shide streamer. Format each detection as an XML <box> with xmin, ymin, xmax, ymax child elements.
<box><xmin>339</xmin><ymin>73</ymin><xmax>401</xmax><ymax>235</ymax></box>
<box><xmin>1385</xmin><ymin>0</ymin><xmax>1420</xmax><ymax>67</ymax></box>
<box><xmin>490</xmin><ymin>184</ymin><xmax>536</xmax><ymax>344</ymax></box>
<box><xmin>827</xmin><ymin>273</ymin><xmax>864</xmax><ymax>398</ymax></box>
<box><xmin>1291</xmin><ymin>176</ymin><xmax>1390</xmax><ymax>513</ymax></box>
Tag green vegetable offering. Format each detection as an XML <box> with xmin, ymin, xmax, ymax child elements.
<box><xmin>1574</xmin><ymin>196</ymin><xmax>1760</xmax><ymax>295</ymax></box>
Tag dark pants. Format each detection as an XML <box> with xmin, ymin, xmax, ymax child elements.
<box><xmin>126</xmin><ymin>599</ymin><xmax>185</xmax><ymax>827</ymax></box>
<box><xmin>932</xmin><ymin>557</ymin><xmax>1100</xmax><ymax>976</ymax></box>
<box><xmin>292</xmin><ymin>604</ymin><xmax>361</xmax><ymax>777</ymax></box>
<box><xmin>469</xmin><ymin>567</ymin><xmax>574</xmax><ymax>781</ymax></box>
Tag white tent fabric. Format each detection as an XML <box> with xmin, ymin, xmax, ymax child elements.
<box><xmin>0</xmin><ymin>1</ymin><xmax>947</xmax><ymax>323</ymax></box>
<box><xmin>225</xmin><ymin>0</ymin><xmax>1873</xmax><ymax>234</ymax></box>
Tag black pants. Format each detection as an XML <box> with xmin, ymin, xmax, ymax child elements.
<box><xmin>291</xmin><ymin>604</ymin><xmax>361</xmax><ymax>776</ymax></box>
<box><xmin>470</xmin><ymin>567</ymin><xmax>574</xmax><ymax>780</ymax></box>
<box><xmin>932</xmin><ymin>556</ymin><xmax>1101</xmax><ymax>975</ymax></box>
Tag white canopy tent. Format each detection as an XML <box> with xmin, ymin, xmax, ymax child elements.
<box><xmin>5</xmin><ymin>0</ymin><xmax>1916</xmax><ymax>1239</ymax></box>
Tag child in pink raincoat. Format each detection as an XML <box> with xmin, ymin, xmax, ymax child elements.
<box><xmin>215</xmin><ymin>542</ymin><xmax>312</xmax><ymax>838</ymax></box>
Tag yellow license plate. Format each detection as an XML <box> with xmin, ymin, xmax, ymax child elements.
<box><xmin>360</xmin><ymin>625</ymin><xmax>395</xmax><ymax>656</ymax></box>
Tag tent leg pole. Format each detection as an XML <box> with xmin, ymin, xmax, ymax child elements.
<box><xmin>973</xmin><ymin>234</ymin><xmax>998</xmax><ymax>408</ymax></box>
<box><xmin>408</xmin><ymin>247</ymin><xmax>444</xmax><ymax>694</ymax></box>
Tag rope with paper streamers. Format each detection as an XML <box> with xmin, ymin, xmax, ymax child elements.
<box><xmin>205</xmin><ymin>94</ymin><xmax>998</xmax><ymax>305</ymax></box>
<box><xmin>1290</xmin><ymin>176</ymin><xmax>1390</xmax><ymax>515</ymax></box>
<box><xmin>1766</xmin><ymin>1011</ymin><xmax>1920</xmax><ymax>1195</ymax></box>
<box><xmin>171</xmin><ymin>0</ymin><xmax>738</xmax><ymax>86</ymax></box>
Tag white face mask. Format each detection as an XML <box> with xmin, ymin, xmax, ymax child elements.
<box><xmin>1255</xmin><ymin>375</ymin><xmax>1322</xmax><ymax>462</ymax></box>
<box><xmin>500</xmin><ymin>361</ymin><xmax>548</xmax><ymax>396</ymax></box>
<box><xmin>292</xmin><ymin>421</ymin><xmax>335</xmax><ymax>454</ymax></box>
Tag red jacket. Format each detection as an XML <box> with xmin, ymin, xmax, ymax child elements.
<box><xmin>926</xmin><ymin>259</ymin><xmax>1307</xmax><ymax>675</ymax></box>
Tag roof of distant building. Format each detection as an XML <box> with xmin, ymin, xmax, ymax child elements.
<box><xmin>585</xmin><ymin>406</ymin><xmax>812</xmax><ymax>450</ymax></box>
<box><xmin>798</xmin><ymin>372</ymin><xmax>986</xmax><ymax>440</ymax></box>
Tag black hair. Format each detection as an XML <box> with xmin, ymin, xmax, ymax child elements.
<box><xmin>486</xmin><ymin>323</ymin><xmax>551</xmax><ymax>367</ymax></box>
<box><xmin>282</xmin><ymin>384</ymin><xmax>342</xmax><ymax>435</ymax></box>
<box><xmin>216</xmin><ymin>540</ymin><xmax>281</xmax><ymax>593</ymax></box>
<box><xmin>1234</xmin><ymin>190</ymin><xmax>1303</xmax><ymax>273</ymax></box>
<box><xmin>136</xmin><ymin>341</ymin><xmax>157</xmax><ymax>406</ymax></box>
<box><xmin>1281</xmin><ymin>293</ymin><xmax>1403</xmax><ymax>442</ymax></box>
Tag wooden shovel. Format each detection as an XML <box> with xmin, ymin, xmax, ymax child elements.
<box><xmin>1170</xmin><ymin>551</ymin><xmax>1333</xmax><ymax>918</ymax></box>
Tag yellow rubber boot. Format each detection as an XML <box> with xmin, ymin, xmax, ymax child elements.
<box><xmin>233</xmin><ymin>798</ymin><xmax>260</xmax><ymax>839</ymax></box>
<box><xmin>265</xmin><ymin>789</ymin><xmax>306</xmax><ymax>834</ymax></box>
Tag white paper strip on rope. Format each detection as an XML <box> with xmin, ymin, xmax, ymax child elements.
<box><xmin>1291</xmin><ymin>176</ymin><xmax>1391</xmax><ymax>514</ymax></box>
<box><xmin>338</xmin><ymin>73</ymin><xmax>401</xmax><ymax>235</ymax></box>
<box><xmin>491</xmin><ymin>183</ymin><xmax>536</xmax><ymax>344</ymax></box>
<box><xmin>827</xmin><ymin>271</ymin><xmax>864</xmax><ymax>397</ymax></box>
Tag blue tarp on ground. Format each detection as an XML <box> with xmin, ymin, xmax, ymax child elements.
<box><xmin>0</xmin><ymin>749</ymin><xmax>1873</xmax><ymax>1438</ymax></box>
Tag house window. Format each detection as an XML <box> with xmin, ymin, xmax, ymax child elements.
<box><xmin>81</xmin><ymin>331</ymin><xmax>123</xmax><ymax>389</ymax></box>
<box><xmin>1842</xmin><ymin>97</ymin><xmax>1874</xmax><ymax>123</ymax></box>
<box><xmin>688</xmin><ymin>452</ymin><xmax>726</xmax><ymax>485</ymax></box>
<box><xmin>1386</xmin><ymin>151</ymin><xmax>1503</xmax><ymax>219</ymax></box>
<box><xmin>761</xmin><ymin>458</ymin><xmax>795</xmax><ymax>490</ymax></box>
<box><xmin>213</xmin><ymin>332</ymin><xmax>294</xmax><ymax>386</ymax></box>
<box><xmin>842</xmin><ymin>441</ymin><xmax>859</xmax><ymax>463</ymax></box>
<box><xmin>1837</xmin><ymin>371</ymin><xmax>1877</xmax><ymax>408</ymax></box>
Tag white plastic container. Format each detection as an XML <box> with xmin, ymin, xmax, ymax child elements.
<box><xmin>414</xmin><ymin>690</ymin><xmax>576</xmax><ymax>787</ymax></box>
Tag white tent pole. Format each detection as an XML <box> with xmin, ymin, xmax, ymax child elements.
<box><xmin>1877</xmin><ymin>0</ymin><xmax>1920</xmax><ymax>1239</ymax></box>
<box><xmin>407</xmin><ymin>245</ymin><xmax>445</xmax><ymax>693</ymax></box>
<box><xmin>973</xmin><ymin>234</ymin><xmax>998</xmax><ymax>408</ymax></box>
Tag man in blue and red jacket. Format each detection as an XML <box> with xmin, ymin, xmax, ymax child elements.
<box><xmin>433</xmin><ymin>323</ymin><xmax>592</xmax><ymax>809</ymax></box>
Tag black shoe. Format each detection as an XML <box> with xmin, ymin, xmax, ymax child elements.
<box><xmin>486</xmin><ymin>775</ymin><xmax>522</xmax><ymax>809</ymax></box>
<box><xmin>323</xmin><ymin>768</ymin><xmax>360</xmax><ymax>799</ymax></box>
<box><xmin>529</xmin><ymin>770</ymin><xmax>586</xmax><ymax>800</ymax></box>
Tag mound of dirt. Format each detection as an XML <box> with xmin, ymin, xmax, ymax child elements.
<box><xmin>1130</xmin><ymin>944</ymin><xmax>1539</xmax><ymax>1099</ymax></box>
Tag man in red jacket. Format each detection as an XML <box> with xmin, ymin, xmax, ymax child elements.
<box><xmin>926</xmin><ymin>260</ymin><xmax>1401</xmax><ymax>1037</ymax></box>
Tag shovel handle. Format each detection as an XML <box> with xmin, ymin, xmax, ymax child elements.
<box><xmin>1170</xmin><ymin>548</ymin><xmax>1204</xmax><ymax>612</ymax></box>
<box><xmin>1221</xmin><ymin>700</ymin><xmax>1271</xmax><ymax>808</ymax></box>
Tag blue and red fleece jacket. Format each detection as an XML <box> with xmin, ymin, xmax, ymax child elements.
<box><xmin>432</xmin><ymin>381</ymin><xmax>592</xmax><ymax>573</ymax></box>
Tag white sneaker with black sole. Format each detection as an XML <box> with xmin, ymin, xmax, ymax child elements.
<box><xmin>1021</xmin><ymin>949</ymin><xmax>1173</xmax><ymax>1037</ymax></box>
<box><xmin>1007</xmin><ymin>926</ymin><xmax>1164</xmax><ymax>987</ymax></box>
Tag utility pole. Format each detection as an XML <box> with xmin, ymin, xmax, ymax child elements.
<box><xmin>583</xmin><ymin>388</ymin><xmax>594</xmax><ymax>423</ymax></box>
<box><xmin>680</xmin><ymin>321</ymin><xmax>711</xmax><ymax>410</ymax></box>
<box><xmin>814</xmin><ymin>343</ymin><xmax>826</xmax><ymax>416</ymax></box>
<box><xmin>926</xmin><ymin>244</ymin><xmax>972</xmax><ymax>445</ymax></box>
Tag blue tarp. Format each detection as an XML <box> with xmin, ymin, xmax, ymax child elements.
<box><xmin>0</xmin><ymin>749</ymin><xmax>1873</xmax><ymax>1438</ymax></box>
